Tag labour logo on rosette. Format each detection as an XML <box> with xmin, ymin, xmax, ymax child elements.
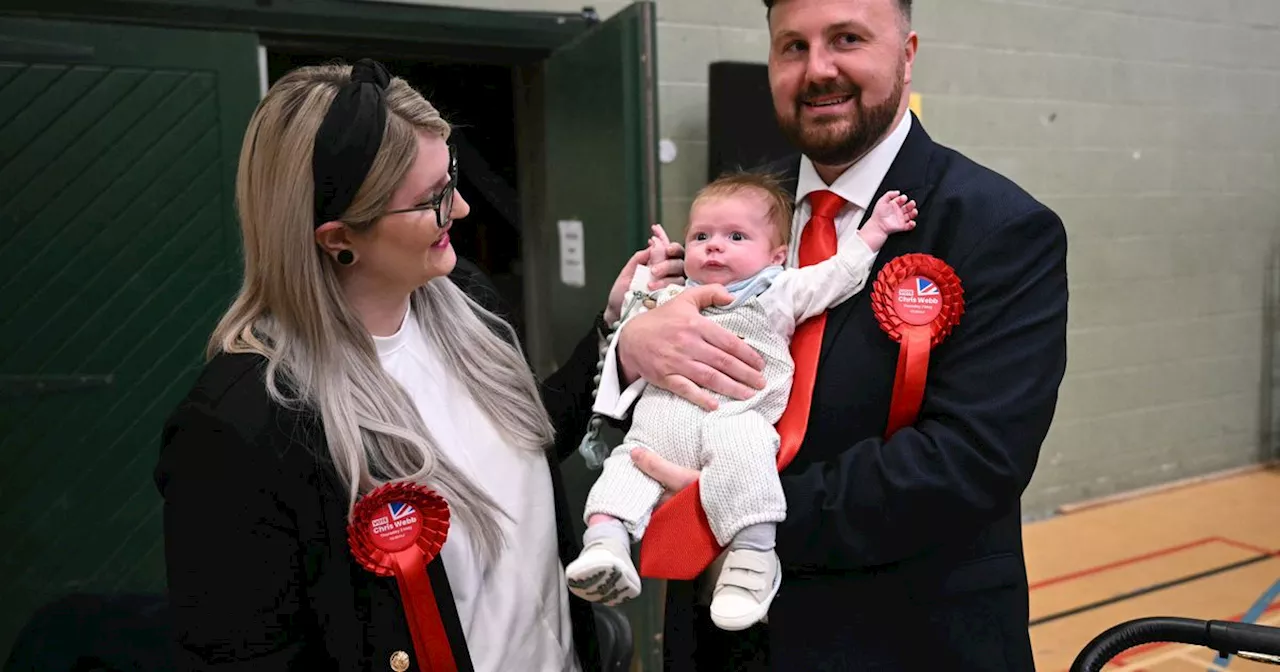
<box><xmin>870</xmin><ymin>253</ymin><xmax>965</xmax><ymax>437</ymax></box>
<box><xmin>390</xmin><ymin>502</ymin><xmax>415</xmax><ymax>519</ymax></box>
<box><xmin>348</xmin><ymin>482</ymin><xmax>458</xmax><ymax>672</ymax></box>
<box><xmin>894</xmin><ymin>276</ymin><xmax>943</xmax><ymax>325</ymax></box>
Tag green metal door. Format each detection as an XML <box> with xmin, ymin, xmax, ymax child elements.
<box><xmin>537</xmin><ymin>2</ymin><xmax>665</xmax><ymax>669</ymax></box>
<box><xmin>540</xmin><ymin>1</ymin><xmax>660</xmax><ymax>367</ymax></box>
<box><xmin>0</xmin><ymin>16</ymin><xmax>260</xmax><ymax>659</ymax></box>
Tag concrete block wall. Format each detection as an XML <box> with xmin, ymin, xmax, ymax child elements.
<box><xmin>904</xmin><ymin>0</ymin><xmax>1280</xmax><ymax>515</ymax></box>
<box><xmin>382</xmin><ymin>0</ymin><xmax>1280</xmax><ymax>516</ymax></box>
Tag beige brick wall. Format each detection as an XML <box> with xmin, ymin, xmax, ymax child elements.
<box><xmin>905</xmin><ymin>0</ymin><xmax>1280</xmax><ymax>514</ymax></box>
<box><xmin>377</xmin><ymin>0</ymin><xmax>1280</xmax><ymax>515</ymax></box>
<box><xmin>651</xmin><ymin>3</ymin><xmax>767</xmax><ymax>240</ymax></box>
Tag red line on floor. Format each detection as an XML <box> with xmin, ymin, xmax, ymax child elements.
<box><xmin>1211</xmin><ymin>536</ymin><xmax>1278</xmax><ymax>557</ymax></box>
<box><xmin>1029</xmin><ymin>538</ymin><xmax>1217</xmax><ymax>591</ymax></box>
<box><xmin>1032</xmin><ymin>537</ymin><xmax>1279</xmax><ymax>593</ymax></box>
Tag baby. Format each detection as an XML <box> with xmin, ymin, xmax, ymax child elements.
<box><xmin>566</xmin><ymin>171</ymin><xmax>916</xmax><ymax>631</ymax></box>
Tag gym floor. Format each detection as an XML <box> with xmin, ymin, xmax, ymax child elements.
<box><xmin>1025</xmin><ymin>465</ymin><xmax>1280</xmax><ymax>671</ymax></box>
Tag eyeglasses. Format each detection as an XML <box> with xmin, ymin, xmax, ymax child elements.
<box><xmin>383</xmin><ymin>144</ymin><xmax>457</xmax><ymax>229</ymax></box>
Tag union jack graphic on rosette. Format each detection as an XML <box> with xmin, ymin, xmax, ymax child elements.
<box><xmin>869</xmin><ymin>253</ymin><xmax>965</xmax><ymax>437</ymax></box>
<box><xmin>348</xmin><ymin>482</ymin><xmax>457</xmax><ymax>672</ymax></box>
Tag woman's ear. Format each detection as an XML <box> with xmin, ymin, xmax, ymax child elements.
<box><xmin>314</xmin><ymin>220</ymin><xmax>353</xmax><ymax>261</ymax></box>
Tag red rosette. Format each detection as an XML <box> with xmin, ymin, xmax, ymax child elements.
<box><xmin>869</xmin><ymin>253</ymin><xmax>965</xmax><ymax>438</ymax></box>
<box><xmin>348</xmin><ymin>481</ymin><xmax>450</xmax><ymax>574</ymax></box>
<box><xmin>347</xmin><ymin>482</ymin><xmax>457</xmax><ymax>672</ymax></box>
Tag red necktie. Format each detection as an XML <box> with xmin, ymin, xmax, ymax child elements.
<box><xmin>638</xmin><ymin>190</ymin><xmax>847</xmax><ymax>580</ymax></box>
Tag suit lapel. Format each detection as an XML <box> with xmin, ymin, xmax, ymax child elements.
<box><xmin>818</xmin><ymin>113</ymin><xmax>940</xmax><ymax>361</ymax></box>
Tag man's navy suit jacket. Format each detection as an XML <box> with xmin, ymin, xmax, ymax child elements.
<box><xmin>661</xmin><ymin>112</ymin><xmax>1069</xmax><ymax>671</ymax></box>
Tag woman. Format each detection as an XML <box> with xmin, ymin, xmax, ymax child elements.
<box><xmin>153</xmin><ymin>59</ymin><xmax>681</xmax><ymax>671</ymax></box>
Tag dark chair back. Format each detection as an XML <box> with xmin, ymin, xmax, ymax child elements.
<box><xmin>592</xmin><ymin>604</ymin><xmax>634</xmax><ymax>671</ymax></box>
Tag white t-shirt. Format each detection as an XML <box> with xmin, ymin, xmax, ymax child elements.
<box><xmin>374</xmin><ymin>306</ymin><xmax>580</xmax><ymax>672</ymax></box>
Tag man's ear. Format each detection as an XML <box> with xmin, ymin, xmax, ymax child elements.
<box><xmin>314</xmin><ymin>220</ymin><xmax>353</xmax><ymax>259</ymax></box>
<box><xmin>903</xmin><ymin>31</ymin><xmax>918</xmax><ymax>87</ymax></box>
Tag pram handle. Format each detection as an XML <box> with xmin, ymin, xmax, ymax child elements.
<box><xmin>1070</xmin><ymin>616</ymin><xmax>1280</xmax><ymax>671</ymax></box>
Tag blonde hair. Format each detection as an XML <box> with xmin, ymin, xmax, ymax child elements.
<box><xmin>209</xmin><ymin>63</ymin><xmax>554</xmax><ymax>563</ymax></box>
<box><xmin>690</xmin><ymin>171</ymin><xmax>794</xmax><ymax>246</ymax></box>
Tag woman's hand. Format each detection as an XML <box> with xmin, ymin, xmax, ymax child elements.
<box><xmin>603</xmin><ymin>225</ymin><xmax>685</xmax><ymax>325</ymax></box>
<box><xmin>630</xmin><ymin>447</ymin><xmax>699</xmax><ymax>503</ymax></box>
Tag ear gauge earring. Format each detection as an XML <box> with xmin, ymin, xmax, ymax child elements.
<box><xmin>337</xmin><ymin>249</ymin><xmax>355</xmax><ymax>265</ymax></box>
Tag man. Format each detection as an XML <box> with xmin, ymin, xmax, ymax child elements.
<box><xmin>593</xmin><ymin>0</ymin><xmax>1068</xmax><ymax>669</ymax></box>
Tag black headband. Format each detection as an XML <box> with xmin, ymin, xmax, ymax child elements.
<box><xmin>312</xmin><ymin>58</ymin><xmax>392</xmax><ymax>227</ymax></box>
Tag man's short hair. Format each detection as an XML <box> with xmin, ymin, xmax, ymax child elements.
<box><xmin>690</xmin><ymin>171</ymin><xmax>795</xmax><ymax>246</ymax></box>
<box><xmin>762</xmin><ymin>0</ymin><xmax>913</xmax><ymax>23</ymax></box>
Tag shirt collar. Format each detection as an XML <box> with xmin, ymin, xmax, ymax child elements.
<box><xmin>795</xmin><ymin>110</ymin><xmax>913</xmax><ymax>214</ymax></box>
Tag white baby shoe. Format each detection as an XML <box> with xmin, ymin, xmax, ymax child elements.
<box><xmin>709</xmin><ymin>548</ymin><xmax>780</xmax><ymax>631</ymax></box>
<box><xmin>564</xmin><ymin>536</ymin><xmax>642</xmax><ymax>606</ymax></box>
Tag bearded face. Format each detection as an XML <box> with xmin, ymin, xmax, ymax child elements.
<box><xmin>766</xmin><ymin>0</ymin><xmax>915</xmax><ymax>168</ymax></box>
<box><xmin>776</xmin><ymin>55</ymin><xmax>905</xmax><ymax>166</ymax></box>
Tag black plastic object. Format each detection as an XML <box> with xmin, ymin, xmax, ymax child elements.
<box><xmin>1071</xmin><ymin>616</ymin><xmax>1280</xmax><ymax>672</ymax></box>
<box><xmin>592</xmin><ymin>604</ymin><xmax>634</xmax><ymax>671</ymax></box>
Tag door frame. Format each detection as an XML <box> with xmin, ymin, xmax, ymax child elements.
<box><xmin>0</xmin><ymin>0</ymin><xmax>596</xmax><ymax>60</ymax></box>
<box><xmin>1</xmin><ymin>0</ymin><xmax>660</xmax><ymax>371</ymax></box>
<box><xmin>515</xmin><ymin>0</ymin><xmax>660</xmax><ymax>376</ymax></box>
<box><xmin>0</xmin><ymin>0</ymin><xmax>610</xmax><ymax>358</ymax></box>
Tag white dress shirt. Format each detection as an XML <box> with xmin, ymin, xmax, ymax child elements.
<box><xmin>593</xmin><ymin>111</ymin><xmax>914</xmax><ymax>419</ymax></box>
<box><xmin>787</xmin><ymin>110</ymin><xmax>913</xmax><ymax>268</ymax></box>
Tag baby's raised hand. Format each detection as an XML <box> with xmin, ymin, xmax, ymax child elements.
<box><xmin>647</xmin><ymin>224</ymin><xmax>670</xmax><ymax>268</ymax></box>
<box><xmin>869</xmin><ymin>190</ymin><xmax>917</xmax><ymax>235</ymax></box>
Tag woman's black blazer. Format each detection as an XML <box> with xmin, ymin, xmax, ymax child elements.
<box><xmin>153</xmin><ymin>258</ymin><xmax>604</xmax><ymax>671</ymax></box>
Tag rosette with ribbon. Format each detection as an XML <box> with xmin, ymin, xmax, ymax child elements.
<box><xmin>347</xmin><ymin>482</ymin><xmax>456</xmax><ymax>672</ymax></box>
<box><xmin>869</xmin><ymin>253</ymin><xmax>965</xmax><ymax>437</ymax></box>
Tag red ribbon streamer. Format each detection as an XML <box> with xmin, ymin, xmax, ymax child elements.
<box><xmin>887</xmin><ymin>325</ymin><xmax>931</xmax><ymax>436</ymax></box>
<box><xmin>388</xmin><ymin>547</ymin><xmax>456</xmax><ymax>672</ymax></box>
<box><xmin>870</xmin><ymin>253</ymin><xmax>965</xmax><ymax>438</ymax></box>
<box><xmin>348</xmin><ymin>482</ymin><xmax>457</xmax><ymax>672</ymax></box>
